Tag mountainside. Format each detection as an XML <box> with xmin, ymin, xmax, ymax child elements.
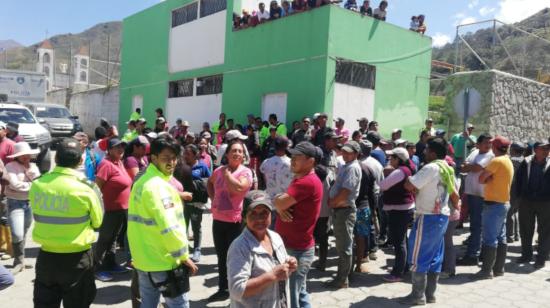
<box><xmin>0</xmin><ymin>40</ymin><xmax>23</xmax><ymax>51</ymax></box>
<box><xmin>0</xmin><ymin>22</ymin><xmax>121</xmax><ymax>85</ymax></box>
<box><xmin>433</xmin><ymin>8</ymin><xmax>550</xmax><ymax>82</ymax></box>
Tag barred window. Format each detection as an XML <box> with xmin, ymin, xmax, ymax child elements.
<box><xmin>196</xmin><ymin>75</ymin><xmax>223</xmax><ymax>96</ymax></box>
<box><xmin>200</xmin><ymin>0</ymin><xmax>227</xmax><ymax>18</ymax></box>
<box><xmin>335</xmin><ymin>60</ymin><xmax>376</xmax><ymax>89</ymax></box>
<box><xmin>169</xmin><ymin>79</ymin><xmax>194</xmax><ymax>98</ymax></box>
<box><xmin>172</xmin><ymin>2</ymin><xmax>198</xmax><ymax>27</ymax></box>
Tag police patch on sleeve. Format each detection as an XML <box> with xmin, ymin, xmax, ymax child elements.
<box><xmin>162</xmin><ymin>197</ymin><xmax>174</xmax><ymax>209</ymax></box>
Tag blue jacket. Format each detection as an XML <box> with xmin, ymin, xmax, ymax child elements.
<box><xmin>84</xmin><ymin>148</ymin><xmax>102</xmax><ymax>181</ymax></box>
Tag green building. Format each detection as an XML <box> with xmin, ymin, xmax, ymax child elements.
<box><xmin>119</xmin><ymin>0</ymin><xmax>432</xmax><ymax>140</ymax></box>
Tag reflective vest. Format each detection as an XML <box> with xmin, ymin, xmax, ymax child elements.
<box><xmin>30</xmin><ymin>167</ymin><xmax>103</xmax><ymax>253</ymax></box>
<box><xmin>122</xmin><ymin>129</ymin><xmax>139</xmax><ymax>142</ymax></box>
<box><xmin>128</xmin><ymin>164</ymin><xmax>189</xmax><ymax>272</ymax></box>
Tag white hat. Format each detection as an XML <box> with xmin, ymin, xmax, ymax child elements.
<box><xmin>7</xmin><ymin>142</ymin><xmax>40</xmax><ymax>159</ymax></box>
<box><xmin>0</xmin><ymin>121</ymin><xmax>6</xmax><ymax>130</ymax></box>
<box><xmin>225</xmin><ymin>129</ymin><xmax>248</xmax><ymax>141</ymax></box>
<box><xmin>386</xmin><ymin>147</ymin><xmax>409</xmax><ymax>161</ymax></box>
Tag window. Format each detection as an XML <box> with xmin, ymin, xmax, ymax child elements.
<box><xmin>335</xmin><ymin>60</ymin><xmax>376</xmax><ymax>89</ymax></box>
<box><xmin>0</xmin><ymin>108</ymin><xmax>36</xmax><ymax>124</ymax></box>
<box><xmin>196</xmin><ymin>75</ymin><xmax>223</xmax><ymax>96</ymax></box>
<box><xmin>172</xmin><ymin>2</ymin><xmax>198</xmax><ymax>27</ymax></box>
<box><xmin>43</xmin><ymin>53</ymin><xmax>51</xmax><ymax>63</ymax></box>
<box><xmin>36</xmin><ymin>107</ymin><xmax>72</xmax><ymax>119</ymax></box>
<box><xmin>200</xmin><ymin>0</ymin><xmax>226</xmax><ymax>18</ymax></box>
<box><xmin>44</xmin><ymin>66</ymin><xmax>50</xmax><ymax>76</ymax></box>
<box><xmin>169</xmin><ymin>79</ymin><xmax>194</xmax><ymax>98</ymax></box>
<box><xmin>80</xmin><ymin>71</ymin><xmax>87</xmax><ymax>82</ymax></box>
<box><xmin>81</xmin><ymin>59</ymin><xmax>88</xmax><ymax>67</ymax></box>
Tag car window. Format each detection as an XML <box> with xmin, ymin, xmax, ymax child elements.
<box><xmin>36</xmin><ymin>106</ymin><xmax>72</xmax><ymax>119</ymax></box>
<box><xmin>0</xmin><ymin>108</ymin><xmax>36</xmax><ymax>124</ymax></box>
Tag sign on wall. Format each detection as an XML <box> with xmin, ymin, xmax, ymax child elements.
<box><xmin>0</xmin><ymin>70</ymin><xmax>46</xmax><ymax>102</ymax></box>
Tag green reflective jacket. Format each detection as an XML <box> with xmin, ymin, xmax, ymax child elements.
<box><xmin>128</xmin><ymin>164</ymin><xmax>189</xmax><ymax>272</ymax></box>
<box><xmin>30</xmin><ymin>167</ymin><xmax>103</xmax><ymax>253</ymax></box>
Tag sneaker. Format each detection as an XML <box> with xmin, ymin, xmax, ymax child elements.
<box><xmin>516</xmin><ymin>255</ymin><xmax>532</xmax><ymax>264</ymax></box>
<box><xmin>457</xmin><ymin>256</ymin><xmax>478</xmax><ymax>266</ymax></box>
<box><xmin>95</xmin><ymin>271</ymin><xmax>114</xmax><ymax>282</ymax></box>
<box><xmin>207</xmin><ymin>290</ymin><xmax>229</xmax><ymax>302</ymax></box>
<box><xmin>383</xmin><ymin>274</ymin><xmax>403</xmax><ymax>283</ymax></box>
<box><xmin>324</xmin><ymin>279</ymin><xmax>349</xmax><ymax>289</ymax></box>
<box><xmin>191</xmin><ymin>249</ymin><xmax>201</xmax><ymax>263</ymax></box>
<box><xmin>123</xmin><ymin>261</ymin><xmax>134</xmax><ymax>270</ymax></box>
<box><xmin>0</xmin><ymin>254</ymin><xmax>11</xmax><ymax>260</ymax></box>
<box><xmin>109</xmin><ymin>264</ymin><xmax>130</xmax><ymax>274</ymax></box>
<box><xmin>506</xmin><ymin>237</ymin><xmax>514</xmax><ymax>243</ymax></box>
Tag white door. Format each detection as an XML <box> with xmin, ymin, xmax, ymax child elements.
<box><xmin>262</xmin><ymin>93</ymin><xmax>287</xmax><ymax>124</ymax></box>
<box><xmin>132</xmin><ymin>95</ymin><xmax>143</xmax><ymax>113</ymax></box>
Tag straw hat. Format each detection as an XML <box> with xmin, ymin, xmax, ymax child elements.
<box><xmin>7</xmin><ymin>142</ymin><xmax>40</xmax><ymax>159</ymax></box>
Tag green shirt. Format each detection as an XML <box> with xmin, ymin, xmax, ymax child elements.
<box><xmin>450</xmin><ymin>133</ymin><xmax>476</xmax><ymax>159</ymax></box>
<box><xmin>31</xmin><ymin>167</ymin><xmax>103</xmax><ymax>253</ymax></box>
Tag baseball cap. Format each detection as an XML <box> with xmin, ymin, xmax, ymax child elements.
<box><xmin>157</xmin><ymin>117</ymin><xmax>166</xmax><ymax>123</ymax></box>
<box><xmin>333</xmin><ymin>117</ymin><xmax>345</xmax><ymax>123</ymax></box>
<box><xmin>435</xmin><ymin>129</ymin><xmax>446</xmax><ymax>136</ymax></box>
<box><xmin>491</xmin><ymin>135</ymin><xmax>511</xmax><ymax>148</ymax></box>
<box><xmin>138</xmin><ymin>117</ymin><xmax>147</xmax><ymax>123</ymax></box>
<box><xmin>107</xmin><ymin>138</ymin><xmax>127</xmax><ymax>149</ymax></box>
<box><xmin>392</xmin><ymin>128</ymin><xmax>402</xmax><ymax>134</ymax></box>
<box><xmin>133</xmin><ymin>135</ymin><xmax>150</xmax><ymax>145</ymax></box>
<box><xmin>6</xmin><ymin>121</ymin><xmax>18</xmax><ymax>132</ymax></box>
<box><xmin>318</xmin><ymin>113</ymin><xmax>328</xmax><ymax>118</ymax></box>
<box><xmin>533</xmin><ymin>141</ymin><xmax>550</xmax><ymax>148</ymax></box>
<box><xmin>303</xmin><ymin>117</ymin><xmax>311</xmax><ymax>123</ymax></box>
<box><xmin>288</xmin><ymin>141</ymin><xmax>317</xmax><ymax>157</ymax></box>
<box><xmin>366</xmin><ymin>131</ymin><xmax>382</xmax><ymax>143</ymax></box>
<box><xmin>100</xmin><ymin>118</ymin><xmax>111</xmax><ymax>129</ymax></box>
<box><xmin>357</xmin><ymin>117</ymin><xmax>368</xmax><ymax>122</ymax></box>
<box><xmin>244</xmin><ymin>190</ymin><xmax>273</xmax><ymax>211</ymax></box>
<box><xmin>324</xmin><ymin>130</ymin><xmax>341</xmax><ymax>139</ymax></box>
<box><xmin>511</xmin><ymin>142</ymin><xmax>525</xmax><ymax>149</ymax></box>
<box><xmin>225</xmin><ymin>129</ymin><xmax>248</xmax><ymax>141</ymax></box>
<box><xmin>467</xmin><ymin>123</ymin><xmax>475</xmax><ymax>129</ymax></box>
<box><xmin>73</xmin><ymin>132</ymin><xmax>89</xmax><ymax>143</ymax></box>
<box><xmin>394</xmin><ymin>138</ymin><xmax>407</xmax><ymax>145</ymax></box>
<box><xmin>386</xmin><ymin>147</ymin><xmax>410</xmax><ymax>161</ymax></box>
<box><xmin>182</xmin><ymin>120</ymin><xmax>190</xmax><ymax>127</ymax></box>
<box><xmin>146</xmin><ymin>131</ymin><xmax>158</xmax><ymax>139</ymax></box>
<box><xmin>201</xmin><ymin>132</ymin><xmax>212</xmax><ymax>139</ymax></box>
<box><xmin>341</xmin><ymin>141</ymin><xmax>361</xmax><ymax>153</ymax></box>
<box><xmin>0</xmin><ymin>121</ymin><xmax>6</xmax><ymax>130</ymax></box>
<box><xmin>57</xmin><ymin>137</ymin><xmax>83</xmax><ymax>161</ymax></box>
<box><xmin>312</xmin><ymin>113</ymin><xmax>321</xmax><ymax>120</ymax></box>
<box><xmin>426</xmin><ymin>118</ymin><xmax>434</xmax><ymax>122</ymax></box>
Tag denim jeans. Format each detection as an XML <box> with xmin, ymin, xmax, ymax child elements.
<box><xmin>0</xmin><ymin>264</ymin><xmax>14</xmax><ymax>290</ymax></box>
<box><xmin>7</xmin><ymin>199</ymin><xmax>32</xmax><ymax>243</ymax></box>
<box><xmin>482</xmin><ymin>202</ymin><xmax>509</xmax><ymax>248</ymax></box>
<box><xmin>137</xmin><ymin>270</ymin><xmax>189</xmax><ymax>308</ymax></box>
<box><xmin>286</xmin><ymin>247</ymin><xmax>314</xmax><ymax>308</ymax></box>
<box><xmin>466</xmin><ymin>194</ymin><xmax>484</xmax><ymax>257</ymax></box>
<box><xmin>332</xmin><ymin>207</ymin><xmax>356</xmax><ymax>284</ymax></box>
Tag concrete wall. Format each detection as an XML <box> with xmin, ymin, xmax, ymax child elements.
<box><xmin>444</xmin><ymin>70</ymin><xmax>550</xmax><ymax>142</ymax></box>
<box><xmin>46</xmin><ymin>86</ymin><xmax>119</xmax><ymax>136</ymax></box>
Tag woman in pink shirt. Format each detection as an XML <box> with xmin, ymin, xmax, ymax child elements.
<box><xmin>207</xmin><ymin>140</ymin><xmax>253</xmax><ymax>302</ymax></box>
<box><xmin>94</xmin><ymin>138</ymin><xmax>133</xmax><ymax>282</ymax></box>
<box><xmin>5</xmin><ymin>142</ymin><xmax>40</xmax><ymax>275</ymax></box>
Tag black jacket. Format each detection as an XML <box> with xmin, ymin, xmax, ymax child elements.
<box><xmin>513</xmin><ymin>155</ymin><xmax>550</xmax><ymax>202</ymax></box>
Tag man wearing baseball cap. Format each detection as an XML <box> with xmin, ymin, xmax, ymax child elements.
<box><xmin>326</xmin><ymin>141</ymin><xmax>362</xmax><ymax>289</ymax></box>
<box><xmin>513</xmin><ymin>141</ymin><xmax>550</xmax><ymax>269</ymax></box>
<box><xmin>274</xmin><ymin>141</ymin><xmax>323</xmax><ymax>307</ymax></box>
<box><xmin>312</xmin><ymin>113</ymin><xmax>331</xmax><ymax>147</ymax></box>
<box><xmin>473</xmin><ymin>135</ymin><xmax>514</xmax><ymax>279</ymax></box>
<box><xmin>334</xmin><ymin>117</ymin><xmax>350</xmax><ymax>143</ymax></box>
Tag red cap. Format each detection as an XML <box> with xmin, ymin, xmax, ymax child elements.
<box><xmin>492</xmin><ymin>135</ymin><xmax>511</xmax><ymax>148</ymax></box>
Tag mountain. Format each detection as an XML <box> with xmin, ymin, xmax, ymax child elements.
<box><xmin>0</xmin><ymin>21</ymin><xmax>121</xmax><ymax>85</ymax></box>
<box><xmin>432</xmin><ymin>8</ymin><xmax>550</xmax><ymax>83</ymax></box>
<box><xmin>0</xmin><ymin>40</ymin><xmax>23</xmax><ymax>51</ymax></box>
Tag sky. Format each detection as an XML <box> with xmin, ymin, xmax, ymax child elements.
<box><xmin>1</xmin><ymin>0</ymin><xmax>550</xmax><ymax>47</ymax></box>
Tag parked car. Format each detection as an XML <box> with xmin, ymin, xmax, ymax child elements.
<box><xmin>0</xmin><ymin>102</ymin><xmax>52</xmax><ymax>173</ymax></box>
<box><xmin>23</xmin><ymin>102</ymin><xmax>83</xmax><ymax>148</ymax></box>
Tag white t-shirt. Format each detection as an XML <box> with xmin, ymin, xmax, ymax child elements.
<box><xmin>257</xmin><ymin>10</ymin><xmax>270</xmax><ymax>21</ymax></box>
<box><xmin>409</xmin><ymin>162</ymin><xmax>450</xmax><ymax>216</ymax></box>
<box><xmin>259</xmin><ymin>155</ymin><xmax>293</xmax><ymax>199</ymax></box>
<box><xmin>464</xmin><ymin>149</ymin><xmax>494</xmax><ymax>197</ymax></box>
<box><xmin>373</xmin><ymin>8</ymin><xmax>387</xmax><ymax>19</ymax></box>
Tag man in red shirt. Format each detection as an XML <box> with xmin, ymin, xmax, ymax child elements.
<box><xmin>275</xmin><ymin>141</ymin><xmax>322</xmax><ymax>308</ymax></box>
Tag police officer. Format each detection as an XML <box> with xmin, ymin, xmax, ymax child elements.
<box><xmin>30</xmin><ymin>138</ymin><xmax>103</xmax><ymax>307</ymax></box>
<box><xmin>128</xmin><ymin>135</ymin><xmax>198</xmax><ymax>307</ymax></box>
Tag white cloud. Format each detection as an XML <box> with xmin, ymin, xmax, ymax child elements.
<box><xmin>496</xmin><ymin>0</ymin><xmax>550</xmax><ymax>23</ymax></box>
<box><xmin>479</xmin><ymin>6</ymin><xmax>496</xmax><ymax>17</ymax></box>
<box><xmin>468</xmin><ymin>0</ymin><xmax>479</xmax><ymax>9</ymax></box>
<box><xmin>453</xmin><ymin>13</ymin><xmax>477</xmax><ymax>26</ymax></box>
<box><xmin>432</xmin><ymin>33</ymin><xmax>452</xmax><ymax>47</ymax></box>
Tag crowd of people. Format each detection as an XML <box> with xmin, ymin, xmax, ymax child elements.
<box><xmin>0</xmin><ymin>107</ymin><xmax>548</xmax><ymax>308</ymax></box>
<box><xmin>233</xmin><ymin>0</ymin><xmax>390</xmax><ymax>30</ymax></box>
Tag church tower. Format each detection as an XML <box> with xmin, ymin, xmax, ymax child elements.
<box><xmin>37</xmin><ymin>40</ymin><xmax>54</xmax><ymax>91</ymax></box>
<box><xmin>74</xmin><ymin>46</ymin><xmax>90</xmax><ymax>85</ymax></box>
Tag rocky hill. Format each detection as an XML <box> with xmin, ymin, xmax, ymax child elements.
<box><xmin>433</xmin><ymin>8</ymin><xmax>550</xmax><ymax>82</ymax></box>
<box><xmin>0</xmin><ymin>22</ymin><xmax>121</xmax><ymax>85</ymax></box>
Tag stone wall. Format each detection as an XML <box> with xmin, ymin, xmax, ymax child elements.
<box><xmin>445</xmin><ymin>70</ymin><xmax>550</xmax><ymax>142</ymax></box>
<box><xmin>46</xmin><ymin>86</ymin><xmax>119</xmax><ymax>136</ymax></box>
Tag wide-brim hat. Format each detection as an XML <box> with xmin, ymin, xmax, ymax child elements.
<box><xmin>7</xmin><ymin>142</ymin><xmax>40</xmax><ymax>159</ymax></box>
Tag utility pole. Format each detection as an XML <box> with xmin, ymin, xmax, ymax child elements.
<box><xmin>88</xmin><ymin>40</ymin><xmax>91</xmax><ymax>88</ymax></box>
<box><xmin>106</xmin><ymin>34</ymin><xmax>110</xmax><ymax>86</ymax></box>
<box><xmin>68</xmin><ymin>42</ymin><xmax>72</xmax><ymax>88</ymax></box>
<box><xmin>492</xmin><ymin>20</ymin><xmax>497</xmax><ymax>69</ymax></box>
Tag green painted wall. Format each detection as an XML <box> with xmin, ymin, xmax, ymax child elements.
<box><xmin>120</xmin><ymin>2</ymin><xmax>432</xmax><ymax>137</ymax></box>
<box><xmin>326</xmin><ymin>7</ymin><xmax>432</xmax><ymax>141</ymax></box>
